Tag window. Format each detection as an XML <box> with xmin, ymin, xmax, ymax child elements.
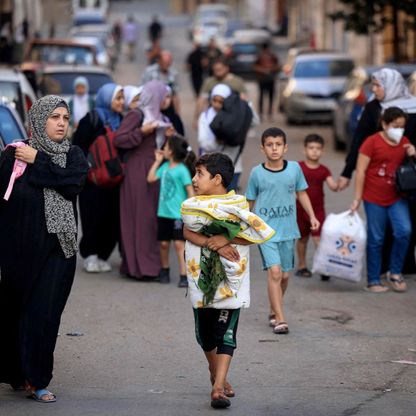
<box><xmin>0</xmin><ymin>81</ymin><xmax>24</xmax><ymax>121</ymax></box>
<box><xmin>40</xmin><ymin>72</ymin><xmax>113</xmax><ymax>95</ymax></box>
<box><xmin>294</xmin><ymin>59</ymin><xmax>354</xmax><ymax>78</ymax></box>
<box><xmin>0</xmin><ymin>107</ymin><xmax>25</xmax><ymax>145</ymax></box>
<box><xmin>28</xmin><ymin>45</ymin><xmax>95</xmax><ymax>65</ymax></box>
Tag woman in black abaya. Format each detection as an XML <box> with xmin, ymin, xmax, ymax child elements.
<box><xmin>0</xmin><ymin>95</ymin><xmax>88</xmax><ymax>402</ymax></box>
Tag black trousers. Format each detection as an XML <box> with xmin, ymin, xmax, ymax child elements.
<box><xmin>258</xmin><ymin>79</ymin><xmax>275</xmax><ymax>115</ymax></box>
<box><xmin>79</xmin><ymin>181</ymin><xmax>120</xmax><ymax>260</ymax></box>
<box><xmin>0</xmin><ymin>244</ymin><xmax>76</xmax><ymax>389</ymax></box>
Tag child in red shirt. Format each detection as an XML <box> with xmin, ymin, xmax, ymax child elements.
<box><xmin>350</xmin><ymin>107</ymin><xmax>416</xmax><ymax>293</ymax></box>
<box><xmin>295</xmin><ymin>134</ymin><xmax>338</xmax><ymax>279</ymax></box>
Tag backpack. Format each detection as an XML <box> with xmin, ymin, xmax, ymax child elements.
<box><xmin>87</xmin><ymin>111</ymin><xmax>124</xmax><ymax>188</ymax></box>
<box><xmin>209</xmin><ymin>93</ymin><xmax>253</xmax><ymax>147</ymax></box>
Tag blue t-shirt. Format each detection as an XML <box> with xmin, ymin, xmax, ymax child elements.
<box><xmin>246</xmin><ymin>161</ymin><xmax>308</xmax><ymax>242</ymax></box>
<box><xmin>156</xmin><ymin>162</ymin><xmax>192</xmax><ymax>219</ymax></box>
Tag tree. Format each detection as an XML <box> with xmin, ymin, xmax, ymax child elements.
<box><xmin>329</xmin><ymin>0</ymin><xmax>416</xmax><ymax>62</ymax></box>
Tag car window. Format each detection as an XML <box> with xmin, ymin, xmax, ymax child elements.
<box><xmin>232</xmin><ymin>44</ymin><xmax>258</xmax><ymax>54</ymax></box>
<box><xmin>198</xmin><ymin>11</ymin><xmax>229</xmax><ymax>20</ymax></box>
<box><xmin>294</xmin><ymin>59</ymin><xmax>354</xmax><ymax>78</ymax></box>
<box><xmin>28</xmin><ymin>45</ymin><xmax>94</xmax><ymax>65</ymax></box>
<box><xmin>0</xmin><ymin>107</ymin><xmax>25</xmax><ymax>145</ymax></box>
<box><xmin>40</xmin><ymin>72</ymin><xmax>113</xmax><ymax>95</ymax></box>
<box><xmin>0</xmin><ymin>81</ymin><xmax>24</xmax><ymax>120</ymax></box>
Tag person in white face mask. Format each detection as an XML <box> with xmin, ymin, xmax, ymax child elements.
<box><xmin>350</xmin><ymin>107</ymin><xmax>416</xmax><ymax>293</ymax></box>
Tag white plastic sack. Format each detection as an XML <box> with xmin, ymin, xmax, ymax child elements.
<box><xmin>312</xmin><ymin>211</ymin><xmax>367</xmax><ymax>282</ymax></box>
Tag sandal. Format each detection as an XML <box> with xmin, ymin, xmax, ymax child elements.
<box><xmin>387</xmin><ymin>275</ymin><xmax>407</xmax><ymax>292</ymax></box>
<box><xmin>268</xmin><ymin>313</ymin><xmax>277</xmax><ymax>328</ymax></box>
<box><xmin>273</xmin><ymin>321</ymin><xmax>289</xmax><ymax>334</ymax></box>
<box><xmin>210</xmin><ymin>375</ymin><xmax>235</xmax><ymax>398</ymax></box>
<box><xmin>211</xmin><ymin>388</ymin><xmax>231</xmax><ymax>409</ymax></box>
<box><xmin>364</xmin><ymin>284</ymin><xmax>389</xmax><ymax>293</ymax></box>
<box><xmin>224</xmin><ymin>381</ymin><xmax>235</xmax><ymax>398</ymax></box>
<box><xmin>295</xmin><ymin>268</ymin><xmax>312</xmax><ymax>278</ymax></box>
<box><xmin>29</xmin><ymin>389</ymin><xmax>56</xmax><ymax>403</ymax></box>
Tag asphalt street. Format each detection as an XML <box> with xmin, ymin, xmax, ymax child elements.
<box><xmin>0</xmin><ymin>1</ymin><xmax>415</xmax><ymax>415</ymax></box>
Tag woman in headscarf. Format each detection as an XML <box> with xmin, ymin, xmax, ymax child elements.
<box><xmin>198</xmin><ymin>83</ymin><xmax>243</xmax><ymax>190</ymax></box>
<box><xmin>114</xmin><ymin>79</ymin><xmax>174</xmax><ymax>280</ymax></box>
<box><xmin>73</xmin><ymin>83</ymin><xmax>124</xmax><ymax>273</ymax></box>
<box><xmin>68</xmin><ymin>76</ymin><xmax>94</xmax><ymax>131</ymax></box>
<box><xmin>0</xmin><ymin>95</ymin><xmax>88</xmax><ymax>402</ymax></box>
<box><xmin>338</xmin><ymin>67</ymin><xmax>416</xmax><ymax>274</ymax></box>
<box><xmin>162</xmin><ymin>85</ymin><xmax>185</xmax><ymax>135</ymax></box>
<box><xmin>123</xmin><ymin>85</ymin><xmax>143</xmax><ymax>112</ymax></box>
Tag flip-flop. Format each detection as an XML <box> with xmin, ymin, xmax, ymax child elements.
<box><xmin>273</xmin><ymin>321</ymin><xmax>289</xmax><ymax>334</ymax></box>
<box><xmin>295</xmin><ymin>268</ymin><xmax>312</xmax><ymax>278</ymax></box>
<box><xmin>387</xmin><ymin>276</ymin><xmax>407</xmax><ymax>292</ymax></box>
<box><xmin>211</xmin><ymin>389</ymin><xmax>231</xmax><ymax>409</ymax></box>
<box><xmin>29</xmin><ymin>389</ymin><xmax>56</xmax><ymax>403</ymax></box>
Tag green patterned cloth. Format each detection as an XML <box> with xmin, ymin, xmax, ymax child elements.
<box><xmin>198</xmin><ymin>220</ymin><xmax>240</xmax><ymax>306</ymax></box>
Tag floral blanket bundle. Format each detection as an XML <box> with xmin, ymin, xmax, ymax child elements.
<box><xmin>181</xmin><ymin>191</ymin><xmax>275</xmax><ymax>309</ymax></box>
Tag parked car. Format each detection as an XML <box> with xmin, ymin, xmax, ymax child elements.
<box><xmin>71</xmin><ymin>35</ymin><xmax>111</xmax><ymax>68</ymax></box>
<box><xmin>332</xmin><ymin>64</ymin><xmax>416</xmax><ymax>150</ymax></box>
<box><xmin>69</xmin><ymin>24</ymin><xmax>117</xmax><ymax>69</ymax></box>
<box><xmin>38</xmin><ymin>65</ymin><xmax>114</xmax><ymax>102</ymax></box>
<box><xmin>73</xmin><ymin>10</ymin><xmax>107</xmax><ymax>26</ymax></box>
<box><xmin>72</xmin><ymin>0</ymin><xmax>109</xmax><ymax>16</ymax></box>
<box><xmin>21</xmin><ymin>39</ymin><xmax>98</xmax><ymax>93</ymax></box>
<box><xmin>279</xmin><ymin>51</ymin><xmax>354</xmax><ymax>124</ymax></box>
<box><xmin>189</xmin><ymin>3</ymin><xmax>231</xmax><ymax>44</ymax></box>
<box><xmin>0</xmin><ymin>67</ymin><xmax>37</xmax><ymax>127</ymax></box>
<box><xmin>0</xmin><ymin>100</ymin><xmax>28</xmax><ymax>149</ymax></box>
<box><xmin>227</xmin><ymin>29</ymin><xmax>271</xmax><ymax>79</ymax></box>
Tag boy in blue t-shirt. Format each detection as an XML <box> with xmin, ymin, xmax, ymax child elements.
<box><xmin>246</xmin><ymin>127</ymin><xmax>319</xmax><ymax>334</ymax></box>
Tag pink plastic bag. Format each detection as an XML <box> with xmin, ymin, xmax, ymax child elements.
<box><xmin>3</xmin><ymin>142</ymin><xmax>27</xmax><ymax>201</ymax></box>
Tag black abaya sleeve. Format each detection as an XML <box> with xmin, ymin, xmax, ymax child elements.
<box><xmin>341</xmin><ymin>100</ymin><xmax>381</xmax><ymax>179</ymax></box>
<box><xmin>29</xmin><ymin>146</ymin><xmax>89</xmax><ymax>200</ymax></box>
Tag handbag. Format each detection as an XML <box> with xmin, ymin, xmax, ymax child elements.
<box><xmin>396</xmin><ymin>157</ymin><xmax>416</xmax><ymax>192</ymax></box>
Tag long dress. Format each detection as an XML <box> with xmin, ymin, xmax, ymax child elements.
<box><xmin>72</xmin><ymin>111</ymin><xmax>121</xmax><ymax>260</ymax></box>
<box><xmin>114</xmin><ymin>109</ymin><xmax>161</xmax><ymax>278</ymax></box>
<box><xmin>0</xmin><ymin>146</ymin><xmax>88</xmax><ymax>389</ymax></box>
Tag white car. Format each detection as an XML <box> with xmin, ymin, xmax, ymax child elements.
<box><xmin>0</xmin><ymin>67</ymin><xmax>37</xmax><ymax>127</ymax></box>
<box><xmin>189</xmin><ymin>4</ymin><xmax>231</xmax><ymax>45</ymax></box>
<box><xmin>279</xmin><ymin>51</ymin><xmax>354</xmax><ymax>124</ymax></box>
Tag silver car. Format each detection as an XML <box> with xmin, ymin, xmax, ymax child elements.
<box><xmin>38</xmin><ymin>65</ymin><xmax>114</xmax><ymax>102</ymax></box>
<box><xmin>279</xmin><ymin>52</ymin><xmax>354</xmax><ymax>124</ymax></box>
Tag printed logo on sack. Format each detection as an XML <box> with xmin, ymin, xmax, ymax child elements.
<box><xmin>335</xmin><ymin>235</ymin><xmax>357</xmax><ymax>256</ymax></box>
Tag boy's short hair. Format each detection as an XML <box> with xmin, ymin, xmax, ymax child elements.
<box><xmin>304</xmin><ymin>134</ymin><xmax>324</xmax><ymax>147</ymax></box>
<box><xmin>261</xmin><ymin>127</ymin><xmax>287</xmax><ymax>145</ymax></box>
<box><xmin>195</xmin><ymin>152</ymin><xmax>234</xmax><ymax>188</ymax></box>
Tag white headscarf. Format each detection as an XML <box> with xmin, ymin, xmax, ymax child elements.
<box><xmin>198</xmin><ymin>84</ymin><xmax>233</xmax><ymax>152</ymax></box>
<box><xmin>72</xmin><ymin>76</ymin><xmax>90</xmax><ymax>125</ymax></box>
<box><xmin>372</xmin><ymin>68</ymin><xmax>416</xmax><ymax>114</ymax></box>
<box><xmin>123</xmin><ymin>85</ymin><xmax>143</xmax><ymax>110</ymax></box>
